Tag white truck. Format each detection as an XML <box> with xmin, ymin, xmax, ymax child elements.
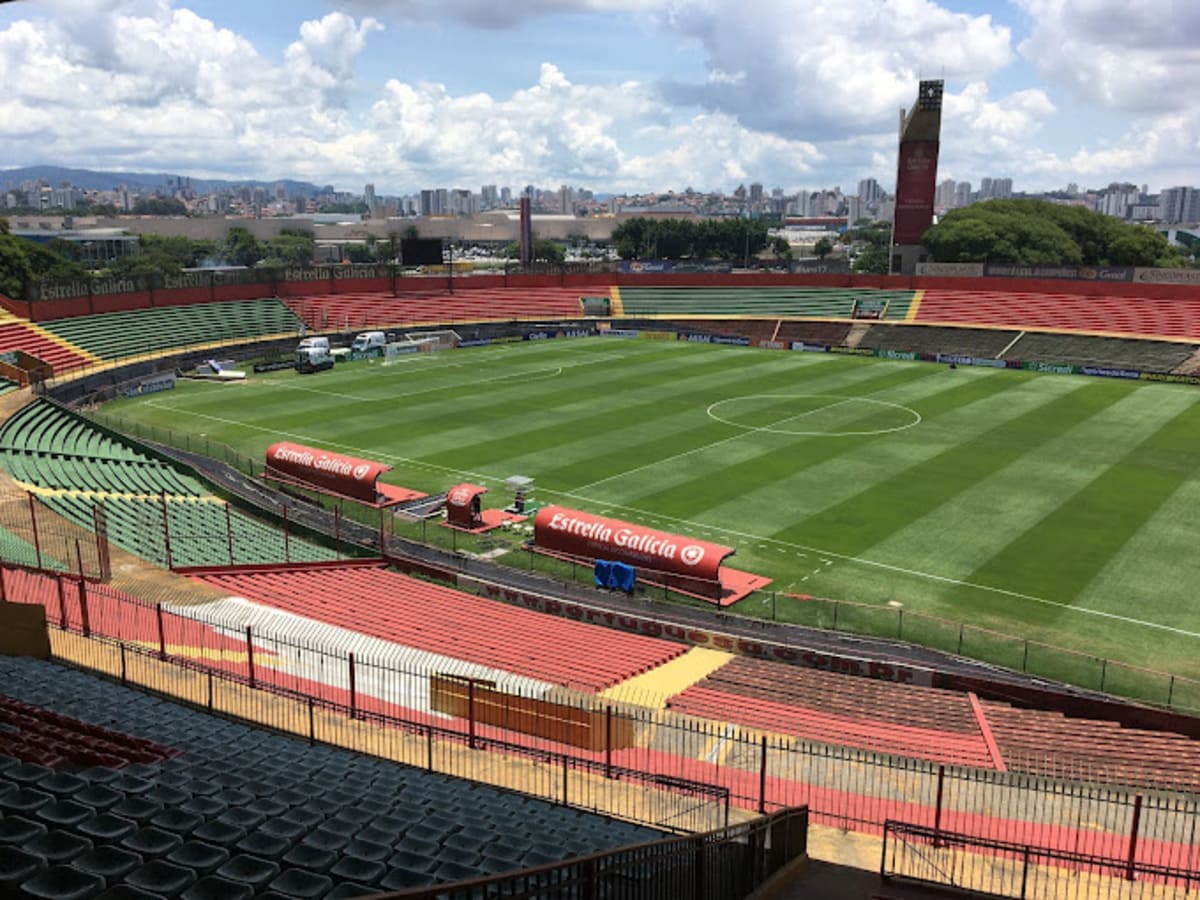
<box><xmin>295</xmin><ymin>337</ymin><xmax>334</xmax><ymax>373</ymax></box>
<box><xmin>351</xmin><ymin>331</ymin><xmax>387</xmax><ymax>353</ymax></box>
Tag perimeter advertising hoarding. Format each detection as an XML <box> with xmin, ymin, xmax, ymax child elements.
<box><xmin>265</xmin><ymin>442</ymin><xmax>391</xmax><ymax>504</ymax></box>
<box><xmin>892</xmin><ymin>141</ymin><xmax>939</xmax><ymax>245</ymax></box>
<box><xmin>533</xmin><ymin>506</ymin><xmax>733</xmax><ymax>582</ymax></box>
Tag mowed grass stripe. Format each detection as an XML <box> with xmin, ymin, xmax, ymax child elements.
<box><xmin>465</xmin><ymin>354</ymin><xmax>910</xmax><ymax>487</ymax></box>
<box><xmin>525</xmin><ymin>359</ymin><xmax>943</xmax><ymax>492</ymax></box>
<box><xmin>621</xmin><ymin>365</ymin><xmax>1038</xmax><ymax>524</ymax></box>
<box><xmin>857</xmin><ymin>385</ymin><xmax>1197</xmax><ymax>592</ymax></box>
<box><xmin>169</xmin><ymin>342</ymin><xmax>716</xmax><ymax>457</ymax></box>
<box><xmin>427</xmin><ymin>351</ymin><xmax>871</xmax><ymax>477</ymax></box>
<box><xmin>769</xmin><ymin>378</ymin><xmax>1130</xmax><ymax>558</ymax></box>
<box><xmin>967</xmin><ymin>396</ymin><xmax>1200</xmax><ymax>616</ymax></box>
<box><xmin>350</xmin><ymin>344</ymin><xmax>824</xmax><ymax>456</ymax></box>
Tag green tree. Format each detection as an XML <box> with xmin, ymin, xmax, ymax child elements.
<box><xmin>343</xmin><ymin>242</ymin><xmax>375</xmax><ymax>263</ymax></box>
<box><xmin>222</xmin><ymin>227</ymin><xmax>263</xmax><ymax>267</ymax></box>
<box><xmin>265</xmin><ymin>229</ymin><xmax>315</xmax><ymax>266</ymax></box>
<box><xmin>771</xmin><ymin>236</ymin><xmax>793</xmax><ymax>261</ymax></box>
<box><xmin>851</xmin><ymin>244</ymin><xmax>891</xmax><ymax>275</ymax></box>
<box><xmin>813</xmin><ymin>237</ymin><xmax>833</xmax><ymax>259</ymax></box>
<box><xmin>923</xmin><ymin>198</ymin><xmax>1182</xmax><ymax>267</ymax></box>
<box><xmin>0</xmin><ymin>233</ymin><xmax>34</xmax><ymax>298</ymax></box>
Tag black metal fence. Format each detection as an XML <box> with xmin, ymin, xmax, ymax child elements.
<box><xmin>374</xmin><ymin>806</ymin><xmax>808</xmax><ymax>900</ymax></box>
<box><xmin>882</xmin><ymin>820</ymin><xmax>1200</xmax><ymax>899</ymax></box>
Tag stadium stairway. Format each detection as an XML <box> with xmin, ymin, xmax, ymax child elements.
<box><xmin>0</xmin><ymin>654</ymin><xmax>662</xmax><ymax>898</ymax></box>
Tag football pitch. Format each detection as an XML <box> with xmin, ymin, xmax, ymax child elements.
<box><xmin>107</xmin><ymin>337</ymin><xmax>1200</xmax><ymax>696</ymax></box>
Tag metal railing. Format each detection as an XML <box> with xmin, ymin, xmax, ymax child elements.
<box><xmin>373</xmin><ymin>806</ymin><xmax>808</xmax><ymax>900</ymax></box>
<box><xmin>882</xmin><ymin>820</ymin><xmax>1200</xmax><ymax>899</ymax></box>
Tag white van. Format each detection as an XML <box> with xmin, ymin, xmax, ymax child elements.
<box><xmin>351</xmin><ymin>331</ymin><xmax>387</xmax><ymax>353</ymax></box>
<box><xmin>297</xmin><ymin>336</ymin><xmax>330</xmax><ymax>353</ymax></box>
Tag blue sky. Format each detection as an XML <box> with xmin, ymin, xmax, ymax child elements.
<box><xmin>1</xmin><ymin>0</ymin><xmax>1196</xmax><ymax>195</ymax></box>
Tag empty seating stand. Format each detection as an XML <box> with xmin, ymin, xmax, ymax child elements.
<box><xmin>284</xmin><ymin>287</ymin><xmax>586</xmax><ymax>331</ymax></box>
<box><xmin>667</xmin><ymin>657</ymin><xmax>995</xmax><ymax>768</ymax></box>
<box><xmin>40</xmin><ymin>298</ymin><xmax>304</xmax><ymax>361</ymax></box>
<box><xmin>0</xmin><ymin>399</ymin><xmax>337</xmax><ymax>568</ymax></box>
<box><xmin>915</xmin><ymin>289</ymin><xmax>1200</xmax><ymax>342</ymax></box>
<box><xmin>618</xmin><ymin>287</ymin><xmax>916</xmax><ymax>321</ymax></box>
<box><xmin>199</xmin><ymin>565</ymin><xmax>687</xmax><ymax>692</ymax></box>
<box><xmin>0</xmin><ymin>655</ymin><xmax>662</xmax><ymax>898</ymax></box>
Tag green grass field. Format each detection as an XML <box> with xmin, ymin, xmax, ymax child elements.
<box><xmin>103</xmin><ymin>337</ymin><xmax>1200</xmax><ymax>703</ymax></box>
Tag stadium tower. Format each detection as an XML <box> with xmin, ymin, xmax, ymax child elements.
<box><xmin>889</xmin><ymin>79</ymin><xmax>944</xmax><ymax>275</ymax></box>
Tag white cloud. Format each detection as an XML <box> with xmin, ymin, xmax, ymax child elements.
<box><xmin>657</xmin><ymin>0</ymin><xmax>1013</xmax><ymax>138</ymax></box>
<box><xmin>1016</xmin><ymin>0</ymin><xmax>1200</xmax><ymax>112</ymax></box>
<box><xmin>336</xmin><ymin>0</ymin><xmax>657</xmax><ymax>28</ymax></box>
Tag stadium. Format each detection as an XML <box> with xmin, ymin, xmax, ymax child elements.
<box><xmin>0</xmin><ymin>241</ymin><xmax>1199</xmax><ymax>900</ymax></box>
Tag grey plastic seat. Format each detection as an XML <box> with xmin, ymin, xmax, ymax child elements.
<box><xmin>150</xmin><ymin>808</ymin><xmax>202</xmax><ymax>835</ymax></box>
<box><xmin>111</xmin><ymin>797</ymin><xmax>164</xmax><ymax>825</ymax></box>
<box><xmin>1</xmin><ymin>786</ymin><xmax>53</xmax><ymax>814</ymax></box>
<box><xmin>259</xmin><ymin>817</ymin><xmax>307</xmax><ymax>841</ymax></box>
<box><xmin>235</xmin><ymin>830</ymin><xmax>291</xmax><ymax>858</ymax></box>
<box><xmin>190</xmin><ymin>820</ymin><xmax>245</xmax><ymax>848</ymax></box>
<box><xmin>166</xmin><ymin>841</ymin><xmax>229</xmax><ymax>876</ymax></box>
<box><xmin>179</xmin><ymin>796</ymin><xmax>226</xmax><ymax>818</ymax></box>
<box><xmin>69</xmin><ymin>844</ymin><xmax>145</xmax><ymax>881</ymax></box>
<box><xmin>344</xmin><ymin>837</ymin><xmax>390</xmax><ymax>862</ymax></box>
<box><xmin>37</xmin><ymin>772</ymin><xmax>88</xmax><ymax>796</ymax></box>
<box><xmin>79</xmin><ymin>812</ymin><xmax>139</xmax><ymax>842</ymax></box>
<box><xmin>8</xmin><ymin>762</ymin><xmax>54</xmax><ymax>785</ymax></box>
<box><xmin>125</xmin><ymin>858</ymin><xmax>198</xmax><ymax>896</ymax></box>
<box><xmin>328</xmin><ymin>854</ymin><xmax>385</xmax><ymax>885</ymax></box>
<box><xmin>20</xmin><ymin>863</ymin><xmax>106</xmax><ymax>900</ymax></box>
<box><xmin>434</xmin><ymin>858</ymin><xmax>479</xmax><ymax>882</ymax></box>
<box><xmin>0</xmin><ymin>815</ymin><xmax>47</xmax><ymax>845</ymax></box>
<box><xmin>380</xmin><ymin>865</ymin><xmax>436</xmax><ymax>891</ymax></box>
<box><xmin>0</xmin><ymin>844</ymin><xmax>44</xmax><ymax>890</ymax></box>
<box><xmin>215</xmin><ymin>853</ymin><xmax>280</xmax><ymax>888</ymax></box>
<box><xmin>322</xmin><ymin>881</ymin><xmax>379</xmax><ymax>898</ymax></box>
<box><xmin>36</xmin><ymin>799</ymin><xmax>93</xmax><ymax>829</ymax></box>
<box><xmin>23</xmin><ymin>829</ymin><xmax>93</xmax><ymax>864</ymax></box>
<box><xmin>386</xmin><ymin>848</ymin><xmax>438</xmax><ymax>873</ymax></box>
<box><xmin>121</xmin><ymin>826</ymin><xmax>183</xmax><ymax>859</ymax></box>
<box><xmin>268</xmin><ymin>867</ymin><xmax>333</xmax><ymax>899</ymax></box>
<box><xmin>96</xmin><ymin>885</ymin><xmax>168</xmax><ymax>900</ymax></box>
<box><xmin>76</xmin><ymin>784</ymin><xmax>123</xmax><ymax>811</ymax></box>
<box><xmin>281</xmin><ymin>843</ymin><xmax>337</xmax><ymax>874</ymax></box>
<box><xmin>181</xmin><ymin>874</ymin><xmax>255</xmax><ymax>900</ymax></box>
<box><xmin>299</xmin><ymin>828</ymin><xmax>350</xmax><ymax>853</ymax></box>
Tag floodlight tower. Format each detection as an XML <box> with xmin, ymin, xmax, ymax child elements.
<box><xmin>890</xmin><ymin>79</ymin><xmax>944</xmax><ymax>275</ymax></box>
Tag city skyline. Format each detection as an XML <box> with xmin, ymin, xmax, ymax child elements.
<box><xmin>1</xmin><ymin>1</ymin><xmax>1197</xmax><ymax>196</ymax></box>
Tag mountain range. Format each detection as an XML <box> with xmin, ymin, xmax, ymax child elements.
<box><xmin>0</xmin><ymin>165</ymin><xmax>325</xmax><ymax>196</ymax></box>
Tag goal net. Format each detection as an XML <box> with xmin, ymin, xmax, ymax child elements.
<box><xmin>404</xmin><ymin>329</ymin><xmax>461</xmax><ymax>350</ymax></box>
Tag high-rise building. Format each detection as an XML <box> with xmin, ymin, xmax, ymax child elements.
<box><xmin>954</xmin><ymin>181</ymin><xmax>972</xmax><ymax>208</ymax></box>
<box><xmin>481</xmin><ymin>185</ymin><xmax>498</xmax><ymax>210</ymax></box>
<box><xmin>1160</xmin><ymin>186</ymin><xmax>1200</xmax><ymax>224</ymax></box>
<box><xmin>935</xmin><ymin>178</ymin><xmax>957</xmax><ymax>210</ymax></box>
<box><xmin>857</xmin><ymin>178</ymin><xmax>884</xmax><ymax>204</ymax></box>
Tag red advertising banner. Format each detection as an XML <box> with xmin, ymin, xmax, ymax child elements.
<box><xmin>893</xmin><ymin>140</ymin><xmax>940</xmax><ymax>245</ymax></box>
<box><xmin>265</xmin><ymin>442</ymin><xmax>391</xmax><ymax>504</ymax></box>
<box><xmin>533</xmin><ymin>506</ymin><xmax>734</xmax><ymax>582</ymax></box>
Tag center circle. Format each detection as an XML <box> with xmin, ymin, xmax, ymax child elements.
<box><xmin>706</xmin><ymin>393</ymin><xmax>922</xmax><ymax>437</ymax></box>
